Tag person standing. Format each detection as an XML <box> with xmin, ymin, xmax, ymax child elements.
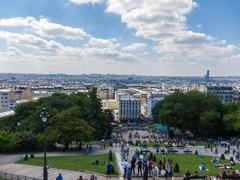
<box><xmin>122</xmin><ymin>159</ymin><xmax>129</xmax><ymax>178</ymax></box>
<box><xmin>137</xmin><ymin>159</ymin><xmax>143</xmax><ymax>176</ymax></box>
<box><xmin>56</xmin><ymin>173</ymin><xmax>63</xmax><ymax>180</ymax></box>
<box><xmin>126</xmin><ymin>167</ymin><xmax>132</xmax><ymax>180</ymax></box>
<box><xmin>106</xmin><ymin>162</ymin><xmax>113</xmax><ymax>179</ymax></box>
<box><xmin>152</xmin><ymin>165</ymin><xmax>158</xmax><ymax>180</ymax></box>
<box><xmin>143</xmin><ymin>165</ymin><xmax>149</xmax><ymax>180</ymax></box>
<box><xmin>131</xmin><ymin>158</ymin><xmax>136</xmax><ymax>175</ymax></box>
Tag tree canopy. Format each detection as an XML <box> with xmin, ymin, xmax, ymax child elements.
<box><xmin>0</xmin><ymin>88</ymin><xmax>113</xmax><ymax>151</ymax></box>
<box><xmin>152</xmin><ymin>91</ymin><xmax>239</xmax><ymax>137</ymax></box>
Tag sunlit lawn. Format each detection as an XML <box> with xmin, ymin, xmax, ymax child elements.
<box><xmin>155</xmin><ymin>154</ymin><xmax>240</xmax><ymax>176</ymax></box>
<box><xmin>17</xmin><ymin>154</ymin><xmax>118</xmax><ymax>175</ymax></box>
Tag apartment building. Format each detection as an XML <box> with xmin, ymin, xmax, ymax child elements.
<box><xmin>0</xmin><ymin>89</ymin><xmax>16</xmax><ymax>113</ymax></box>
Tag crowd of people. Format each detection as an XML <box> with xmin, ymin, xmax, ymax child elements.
<box><xmin>53</xmin><ymin>129</ymin><xmax>240</xmax><ymax>180</ymax></box>
<box><xmin>121</xmin><ymin>147</ymin><xmax>174</xmax><ymax>180</ymax></box>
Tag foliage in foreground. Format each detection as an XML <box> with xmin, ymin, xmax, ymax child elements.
<box><xmin>0</xmin><ymin>88</ymin><xmax>113</xmax><ymax>152</ymax></box>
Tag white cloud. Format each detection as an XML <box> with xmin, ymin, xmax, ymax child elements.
<box><xmin>69</xmin><ymin>0</ymin><xmax>103</xmax><ymax>5</ymax></box>
<box><xmin>105</xmin><ymin>0</ymin><xmax>240</xmax><ymax>65</ymax></box>
<box><xmin>106</xmin><ymin>0</ymin><xmax>198</xmax><ymax>40</ymax></box>
<box><xmin>0</xmin><ymin>31</ymin><xmax>63</xmax><ymax>54</ymax></box>
<box><xmin>0</xmin><ymin>17</ymin><xmax>35</xmax><ymax>27</ymax></box>
<box><xmin>0</xmin><ymin>30</ymin><xmax>140</xmax><ymax>65</ymax></box>
<box><xmin>88</xmin><ymin>37</ymin><xmax>120</xmax><ymax>49</ymax></box>
<box><xmin>0</xmin><ymin>17</ymin><xmax>89</xmax><ymax>40</ymax></box>
<box><xmin>224</xmin><ymin>54</ymin><xmax>240</xmax><ymax>63</ymax></box>
<box><xmin>122</xmin><ymin>43</ymin><xmax>147</xmax><ymax>52</ymax></box>
<box><xmin>1</xmin><ymin>0</ymin><xmax>240</xmax><ymax>75</ymax></box>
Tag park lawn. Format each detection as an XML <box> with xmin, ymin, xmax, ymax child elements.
<box><xmin>155</xmin><ymin>154</ymin><xmax>240</xmax><ymax>176</ymax></box>
<box><xmin>17</xmin><ymin>154</ymin><xmax>118</xmax><ymax>175</ymax></box>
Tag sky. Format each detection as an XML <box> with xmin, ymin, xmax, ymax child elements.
<box><xmin>0</xmin><ymin>0</ymin><xmax>240</xmax><ymax>76</ymax></box>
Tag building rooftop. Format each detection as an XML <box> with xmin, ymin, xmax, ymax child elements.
<box><xmin>0</xmin><ymin>89</ymin><xmax>11</xmax><ymax>93</ymax></box>
<box><xmin>0</xmin><ymin>110</ymin><xmax>15</xmax><ymax>117</ymax></box>
<box><xmin>119</xmin><ymin>95</ymin><xmax>139</xmax><ymax>101</ymax></box>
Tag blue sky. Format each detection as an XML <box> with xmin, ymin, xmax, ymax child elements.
<box><xmin>0</xmin><ymin>0</ymin><xmax>239</xmax><ymax>76</ymax></box>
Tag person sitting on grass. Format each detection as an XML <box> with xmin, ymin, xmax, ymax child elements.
<box><xmin>199</xmin><ymin>163</ymin><xmax>206</xmax><ymax>171</ymax></box>
<box><xmin>106</xmin><ymin>161</ymin><xmax>113</xmax><ymax>179</ymax></box>
<box><xmin>183</xmin><ymin>170</ymin><xmax>191</xmax><ymax>180</ymax></box>
<box><xmin>192</xmin><ymin>171</ymin><xmax>199</xmax><ymax>178</ymax></box>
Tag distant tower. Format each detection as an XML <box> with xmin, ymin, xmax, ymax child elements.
<box><xmin>206</xmin><ymin>70</ymin><xmax>210</xmax><ymax>79</ymax></box>
<box><xmin>204</xmin><ymin>70</ymin><xmax>210</xmax><ymax>81</ymax></box>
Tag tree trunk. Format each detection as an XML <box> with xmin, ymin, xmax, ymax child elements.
<box><xmin>65</xmin><ymin>142</ymin><xmax>69</xmax><ymax>150</ymax></box>
<box><xmin>79</xmin><ymin>141</ymin><xmax>82</xmax><ymax>150</ymax></box>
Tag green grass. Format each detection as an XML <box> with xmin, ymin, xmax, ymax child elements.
<box><xmin>155</xmin><ymin>154</ymin><xmax>240</xmax><ymax>176</ymax></box>
<box><xmin>17</xmin><ymin>154</ymin><xmax>118</xmax><ymax>175</ymax></box>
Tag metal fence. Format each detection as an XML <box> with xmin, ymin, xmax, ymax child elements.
<box><xmin>0</xmin><ymin>171</ymin><xmax>42</xmax><ymax>180</ymax></box>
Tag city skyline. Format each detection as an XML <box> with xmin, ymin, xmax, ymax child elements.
<box><xmin>0</xmin><ymin>0</ymin><xmax>240</xmax><ymax>76</ymax></box>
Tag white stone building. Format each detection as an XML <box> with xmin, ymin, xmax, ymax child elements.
<box><xmin>0</xmin><ymin>89</ymin><xmax>16</xmax><ymax>113</ymax></box>
<box><xmin>119</xmin><ymin>95</ymin><xmax>141</xmax><ymax>121</ymax></box>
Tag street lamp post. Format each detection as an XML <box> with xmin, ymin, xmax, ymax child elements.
<box><xmin>40</xmin><ymin>108</ymin><xmax>49</xmax><ymax>180</ymax></box>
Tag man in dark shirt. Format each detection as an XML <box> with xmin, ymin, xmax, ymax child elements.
<box><xmin>107</xmin><ymin>162</ymin><xmax>113</xmax><ymax>179</ymax></box>
<box><xmin>137</xmin><ymin>159</ymin><xmax>143</xmax><ymax>176</ymax></box>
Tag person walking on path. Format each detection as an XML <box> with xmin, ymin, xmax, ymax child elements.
<box><xmin>106</xmin><ymin>162</ymin><xmax>113</xmax><ymax>179</ymax></box>
<box><xmin>56</xmin><ymin>173</ymin><xmax>63</xmax><ymax>180</ymax></box>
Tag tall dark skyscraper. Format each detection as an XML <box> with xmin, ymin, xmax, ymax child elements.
<box><xmin>204</xmin><ymin>70</ymin><xmax>210</xmax><ymax>81</ymax></box>
<box><xmin>206</xmin><ymin>70</ymin><xmax>210</xmax><ymax>79</ymax></box>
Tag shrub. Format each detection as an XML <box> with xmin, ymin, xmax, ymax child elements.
<box><xmin>173</xmin><ymin>163</ymin><xmax>180</xmax><ymax>173</ymax></box>
<box><xmin>148</xmin><ymin>153</ymin><xmax>153</xmax><ymax>161</ymax></box>
<box><xmin>152</xmin><ymin>155</ymin><xmax>157</xmax><ymax>162</ymax></box>
<box><xmin>24</xmin><ymin>154</ymin><xmax>29</xmax><ymax>161</ymax></box>
<box><xmin>108</xmin><ymin>150</ymin><xmax>113</xmax><ymax>161</ymax></box>
<box><xmin>220</xmin><ymin>154</ymin><xmax>225</xmax><ymax>160</ymax></box>
<box><xmin>30</xmin><ymin>153</ymin><xmax>34</xmax><ymax>158</ymax></box>
<box><xmin>195</xmin><ymin>150</ymin><xmax>198</xmax><ymax>155</ymax></box>
<box><xmin>230</xmin><ymin>157</ymin><xmax>234</xmax><ymax>162</ymax></box>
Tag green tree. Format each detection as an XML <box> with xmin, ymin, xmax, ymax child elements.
<box><xmin>153</xmin><ymin>91</ymin><xmax>224</xmax><ymax>137</ymax></box>
<box><xmin>174</xmin><ymin>163</ymin><xmax>180</xmax><ymax>173</ymax></box>
<box><xmin>223</xmin><ymin>101</ymin><xmax>240</xmax><ymax>133</ymax></box>
<box><xmin>0</xmin><ymin>131</ymin><xmax>17</xmax><ymax>152</ymax></box>
<box><xmin>47</xmin><ymin>106</ymin><xmax>95</xmax><ymax>150</ymax></box>
<box><xmin>0</xmin><ymin>91</ymin><xmax>113</xmax><ymax>152</ymax></box>
<box><xmin>108</xmin><ymin>150</ymin><xmax>113</xmax><ymax>161</ymax></box>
